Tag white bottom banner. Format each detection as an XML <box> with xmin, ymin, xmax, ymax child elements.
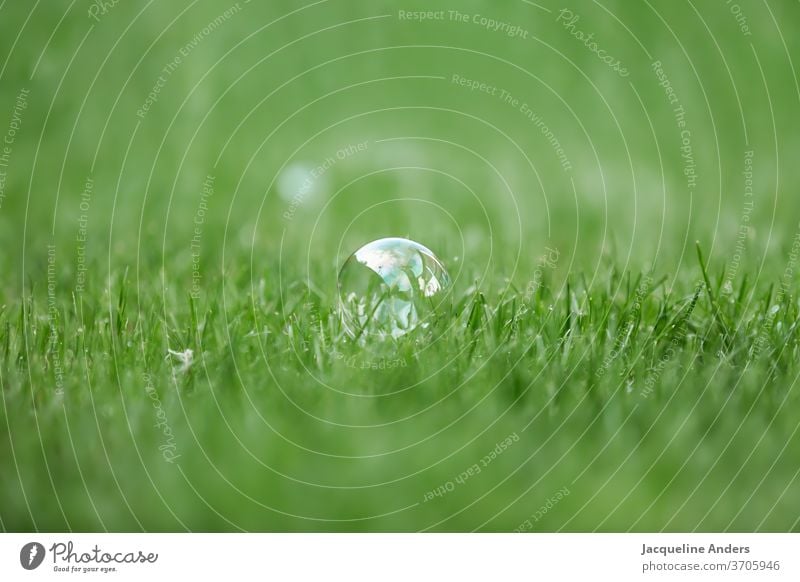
<box><xmin>0</xmin><ymin>534</ymin><xmax>796</xmax><ymax>581</ymax></box>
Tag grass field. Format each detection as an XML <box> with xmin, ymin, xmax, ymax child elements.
<box><xmin>1</xmin><ymin>1</ymin><xmax>800</xmax><ymax>532</ymax></box>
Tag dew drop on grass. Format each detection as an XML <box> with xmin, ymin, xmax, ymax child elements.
<box><xmin>337</xmin><ymin>237</ymin><xmax>451</xmax><ymax>340</ymax></box>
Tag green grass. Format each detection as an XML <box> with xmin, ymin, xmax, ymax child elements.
<box><xmin>1</xmin><ymin>1</ymin><xmax>800</xmax><ymax>532</ymax></box>
<box><xmin>2</xmin><ymin>241</ymin><xmax>799</xmax><ymax>531</ymax></box>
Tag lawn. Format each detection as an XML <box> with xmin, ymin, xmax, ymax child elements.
<box><xmin>1</xmin><ymin>0</ymin><xmax>799</xmax><ymax>532</ymax></box>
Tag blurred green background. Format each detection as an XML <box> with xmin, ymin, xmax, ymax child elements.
<box><xmin>1</xmin><ymin>0</ymin><xmax>799</xmax><ymax>531</ymax></box>
<box><xmin>2</xmin><ymin>0</ymin><xmax>798</xmax><ymax>283</ymax></box>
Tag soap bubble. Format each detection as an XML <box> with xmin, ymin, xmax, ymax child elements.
<box><xmin>276</xmin><ymin>161</ymin><xmax>326</xmax><ymax>205</ymax></box>
<box><xmin>338</xmin><ymin>237</ymin><xmax>451</xmax><ymax>340</ymax></box>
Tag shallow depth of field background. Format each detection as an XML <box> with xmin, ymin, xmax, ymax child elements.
<box><xmin>1</xmin><ymin>0</ymin><xmax>799</xmax><ymax>531</ymax></box>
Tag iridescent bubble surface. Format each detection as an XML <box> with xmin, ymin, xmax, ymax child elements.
<box><xmin>338</xmin><ymin>238</ymin><xmax>451</xmax><ymax>339</ymax></box>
